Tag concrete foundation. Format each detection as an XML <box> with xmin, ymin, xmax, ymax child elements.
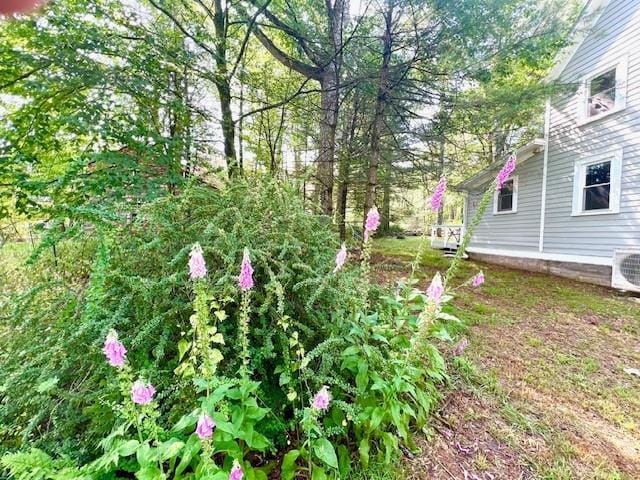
<box><xmin>468</xmin><ymin>252</ymin><xmax>613</xmax><ymax>287</ymax></box>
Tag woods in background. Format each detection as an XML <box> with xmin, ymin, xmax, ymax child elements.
<box><xmin>0</xmin><ymin>0</ymin><xmax>575</xmax><ymax>235</ymax></box>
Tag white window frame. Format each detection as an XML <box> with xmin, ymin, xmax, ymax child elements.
<box><xmin>571</xmin><ymin>148</ymin><xmax>623</xmax><ymax>216</ymax></box>
<box><xmin>578</xmin><ymin>55</ymin><xmax>628</xmax><ymax>125</ymax></box>
<box><xmin>493</xmin><ymin>175</ymin><xmax>518</xmax><ymax>215</ymax></box>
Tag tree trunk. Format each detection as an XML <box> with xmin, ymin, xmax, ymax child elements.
<box><xmin>381</xmin><ymin>154</ymin><xmax>391</xmax><ymax>232</ymax></box>
<box><xmin>437</xmin><ymin>135</ymin><xmax>445</xmax><ymax>226</ymax></box>
<box><xmin>363</xmin><ymin>3</ymin><xmax>393</xmax><ymax>227</ymax></box>
<box><xmin>317</xmin><ymin>65</ymin><xmax>339</xmax><ymax>216</ymax></box>
<box><xmin>213</xmin><ymin>0</ymin><xmax>238</xmax><ymax>177</ymax></box>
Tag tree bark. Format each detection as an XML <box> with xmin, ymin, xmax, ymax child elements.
<box><xmin>363</xmin><ymin>3</ymin><xmax>393</xmax><ymax>227</ymax></box>
<box><xmin>213</xmin><ymin>0</ymin><xmax>238</xmax><ymax>176</ymax></box>
<box><xmin>317</xmin><ymin>70</ymin><xmax>339</xmax><ymax>216</ymax></box>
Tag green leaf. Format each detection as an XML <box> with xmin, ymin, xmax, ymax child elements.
<box><xmin>356</xmin><ymin>359</ymin><xmax>369</xmax><ymax>392</ymax></box>
<box><xmin>175</xmin><ymin>435</ymin><xmax>201</xmax><ymax>477</ymax></box>
<box><xmin>313</xmin><ymin>438</ymin><xmax>338</xmax><ymax>469</ymax></box>
<box><xmin>311</xmin><ymin>466</ymin><xmax>328</xmax><ymax>480</ymax></box>
<box><xmin>117</xmin><ymin>439</ymin><xmax>140</xmax><ymax>457</ymax></box>
<box><xmin>369</xmin><ymin>406</ymin><xmax>385</xmax><ymax>431</ymax></box>
<box><xmin>135</xmin><ymin>465</ymin><xmax>165</xmax><ymax>480</ymax></box>
<box><xmin>281</xmin><ymin>449</ymin><xmax>300</xmax><ymax>480</ymax></box>
<box><xmin>337</xmin><ymin>444</ymin><xmax>351</xmax><ymax>478</ymax></box>
<box><xmin>158</xmin><ymin>438</ymin><xmax>184</xmax><ymax>461</ymax></box>
<box><xmin>358</xmin><ymin>438</ymin><xmax>370</xmax><ymax>468</ymax></box>
<box><xmin>177</xmin><ymin>339</ymin><xmax>191</xmax><ymax>360</ymax></box>
<box><xmin>36</xmin><ymin>377</ymin><xmax>58</xmax><ymax>393</ymax></box>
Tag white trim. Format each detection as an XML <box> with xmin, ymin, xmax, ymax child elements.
<box><xmin>577</xmin><ymin>55</ymin><xmax>628</xmax><ymax>125</ymax></box>
<box><xmin>539</xmin><ymin>99</ymin><xmax>550</xmax><ymax>253</ymax></box>
<box><xmin>455</xmin><ymin>139</ymin><xmax>545</xmax><ymax>191</ymax></box>
<box><xmin>571</xmin><ymin>148</ymin><xmax>623</xmax><ymax>216</ymax></box>
<box><xmin>546</xmin><ymin>0</ymin><xmax>611</xmax><ymax>82</ymax></box>
<box><xmin>467</xmin><ymin>246</ymin><xmax>612</xmax><ymax>267</ymax></box>
<box><xmin>493</xmin><ymin>175</ymin><xmax>518</xmax><ymax>215</ymax></box>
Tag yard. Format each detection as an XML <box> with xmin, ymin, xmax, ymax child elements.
<box><xmin>373</xmin><ymin>238</ymin><xmax>640</xmax><ymax>480</ymax></box>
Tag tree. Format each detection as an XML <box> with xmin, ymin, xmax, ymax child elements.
<box><xmin>240</xmin><ymin>0</ymin><xmax>352</xmax><ymax>215</ymax></box>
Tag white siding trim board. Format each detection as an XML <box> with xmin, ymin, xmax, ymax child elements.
<box><xmin>467</xmin><ymin>246</ymin><xmax>613</xmax><ymax>267</ymax></box>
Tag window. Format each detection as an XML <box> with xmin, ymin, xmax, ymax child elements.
<box><xmin>587</xmin><ymin>69</ymin><xmax>616</xmax><ymax>117</ymax></box>
<box><xmin>493</xmin><ymin>176</ymin><xmax>518</xmax><ymax>214</ymax></box>
<box><xmin>583</xmin><ymin>161</ymin><xmax>610</xmax><ymax>210</ymax></box>
<box><xmin>579</xmin><ymin>57</ymin><xmax>628</xmax><ymax>123</ymax></box>
<box><xmin>572</xmin><ymin>149</ymin><xmax>623</xmax><ymax>216</ymax></box>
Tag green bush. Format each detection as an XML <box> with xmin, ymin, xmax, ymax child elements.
<box><xmin>0</xmin><ymin>178</ymin><xmax>358</xmax><ymax>458</ymax></box>
<box><xmin>1</xmin><ymin>177</ymin><xmax>464</xmax><ymax>479</ymax></box>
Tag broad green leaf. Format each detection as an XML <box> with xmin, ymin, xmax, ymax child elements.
<box><xmin>281</xmin><ymin>449</ymin><xmax>300</xmax><ymax>480</ymax></box>
<box><xmin>313</xmin><ymin>438</ymin><xmax>337</xmax><ymax>469</ymax></box>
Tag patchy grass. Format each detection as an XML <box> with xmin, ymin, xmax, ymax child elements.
<box><xmin>372</xmin><ymin>237</ymin><xmax>640</xmax><ymax>479</ymax></box>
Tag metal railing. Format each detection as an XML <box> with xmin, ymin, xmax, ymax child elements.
<box><xmin>430</xmin><ymin>224</ymin><xmax>465</xmax><ymax>249</ymax></box>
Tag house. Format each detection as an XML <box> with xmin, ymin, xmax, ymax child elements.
<box><xmin>449</xmin><ymin>0</ymin><xmax>640</xmax><ymax>289</ymax></box>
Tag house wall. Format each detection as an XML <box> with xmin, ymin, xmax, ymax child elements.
<box><xmin>544</xmin><ymin>0</ymin><xmax>640</xmax><ymax>260</ymax></box>
<box><xmin>466</xmin><ymin>152</ymin><xmax>543</xmax><ymax>252</ymax></box>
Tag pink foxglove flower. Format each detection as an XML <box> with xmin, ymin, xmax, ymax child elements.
<box><xmin>103</xmin><ymin>330</ymin><xmax>127</xmax><ymax>368</ymax></box>
<box><xmin>364</xmin><ymin>206</ymin><xmax>380</xmax><ymax>240</ymax></box>
<box><xmin>471</xmin><ymin>271</ymin><xmax>485</xmax><ymax>287</ymax></box>
<box><xmin>426</xmin><ymin>272</ymin><xmax>444</xmax><ymax>305</ymax></box>
<box><xmin>195</xmin><ymin>413</ymin><xmax>216</xmax><ymax>440</ymax></box>
<box><xmin>131</xmin><ymin>380</ymin><xmax>156</xmax><ymax>405</ymax></box>
<box><xmin>496</xmin><ymin>154</ymin><xmax>516</xmax><ymax>191</ymax></box>
<box><xmin>333</xmin><ymin>243</ymin><xmax>347</xmax><ymax>273</ymax></box>
<box><xmin>229</xmin><ymin>460</ymin><xmax>244</xmax><ymax>480</ymax></box>
<box><xmin>238</xmin><ymin>248</ymin><xmax>254</xmax><ymax>291</ymax></box>
<box><xmin>430</xmin><ymin>177</ymin><xmax>447</xmax><ymax>212</ymax></box>
<box><xmin>188</xmin><ymin>243</ymin><xmax>207</xmax><ymax>280</ymax></box>
<box><xmin>311</xmin><ymin>385</ymin><xmax>332</xmax><ymax>412</ymax></box>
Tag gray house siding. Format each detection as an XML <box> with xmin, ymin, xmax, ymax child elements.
<box><xmin>543</xmin><ymin>0</ymin><xmax>640</xmax><ymax>260</ymax></box>
<box><xmin>466</xmin><ymin>152</ymin><xmax>543</xmax><ymax>252</ymax></box>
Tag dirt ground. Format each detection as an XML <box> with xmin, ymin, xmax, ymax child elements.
<box><xmin>372</xmin><ymin>238</ymin><xmax>640</xmax><ymax>480</ymax></box>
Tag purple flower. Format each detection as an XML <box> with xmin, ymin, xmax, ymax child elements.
<box><xmin>229</xmin><ymin>460</ymin><xmax>244</xmax><ymax>480</ymax></box>
<box><xmin>238</xmin><ymin>248</ymin><xmax>254</xmax><ymax>291</ymax></box>
<box><xmin>364</xmin><ymin>206</ymin><xmax>380</xmax><ymax>240</ymax></box>
<box><xmin>311</xmin><ymin>385</ymin><xmax>331</xmax><ymax>412</ymax></box>
<box><xmin>430</xmin><ymin>177</ymin><xmax>447</xmax><ymax>212</ymax></box>
<box><xmin>333</xmin><ymin>243</ymin><xmax>347</xmax><ymax>273</ymax></box>
<box><xmin>195</xmin><ymin>413</ymin><xmax>216</xmax><ymax>440</ymax></box>
<box><xmin>452</xmin><ymin>338</ymin><xmax>469</xmax><ymax>356</ymax></box>
<box><xmin>426</xmin><ymin>272</ymin><xmax>444</xmax><ymax>305</ymax></box>
<box><xmin>131</xmin><ymin>380</ymin><xmax>156</xmax><ymax>405</ymax></box>
<box><xmin>188</xmin><ymin>243</ymin><xmax>207</xmax><ymax>280</ymax></box>
<box><xmin>471</xmin><ymin>271</ymin><xmax>485</xmax><ymax>287</ymax></box>
<box><xmin>103</xmin><ymin>330</ymin><xmax>127</xmax><ymax>368</ymax></box>
<box><xmin>496</xmin><ymin>154</ymin><xmax>516</xmax><ymax>191</ymax></box>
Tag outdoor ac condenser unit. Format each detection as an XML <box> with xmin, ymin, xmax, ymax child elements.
<box><xmin>612</xmin><ymin>249</ymin><xmax>640</xmax><ymax>293</ymax></box>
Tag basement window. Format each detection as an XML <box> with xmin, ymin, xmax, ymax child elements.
<box><xmin>493</xmin><ymin>176</ymin><xmax>518</xmax><ymax>215</ymax></box>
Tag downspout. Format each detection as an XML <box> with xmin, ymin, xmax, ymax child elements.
<box><xmin>538</xmin><ymin>99</ymin><xmax>551</xmax><ymax>253</ymax></box>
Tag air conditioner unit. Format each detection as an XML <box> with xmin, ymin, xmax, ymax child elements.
<box><xmin>612</xmin><ymin>249</ymin><xmax>640</xmax><ymax>292</ymax></box>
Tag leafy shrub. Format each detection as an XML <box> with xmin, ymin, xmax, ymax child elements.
<box><xmin>1</xmin><ymin>168</ymin><xmax>501</xmax><ymax>478</ymax></box>
<box><xmin>0</xmin><ymin>178</ymin><xmax>357</xmax><ymax>460</ymax></box>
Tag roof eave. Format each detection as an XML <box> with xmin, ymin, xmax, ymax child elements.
<box><xmin>455</xmin><ymin>138</ymin><xmax>546</xmax><ymax>192</ymax></box>
<box><xmin>545</xmin><ymin>0</ymin><xmax>611</xmax><ymax>83</ymax></box>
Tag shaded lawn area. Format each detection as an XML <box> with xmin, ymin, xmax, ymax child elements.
<box><xmin>373</xmin><ymin>237</ymin><xmax>640</xmax><ymax>480</ymax></box>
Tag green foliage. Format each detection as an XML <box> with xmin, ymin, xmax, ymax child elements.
<box><xmin>0</xmin><ymin>176</ymin><xmax>462</xmax><ymax>478</ymax></box>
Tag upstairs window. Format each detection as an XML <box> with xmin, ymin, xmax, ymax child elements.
<box><xmin>587</xmin><ymin>69</ymin><xmax>616</xmax><ymax>117</ymax></box>
<box><xmin>579</xmin><ymin>57</ymin><xmax>627</xmax><ymax>124</ymax></box>
<box><xmin>572</xmin><ymin>149</ymin><xmax>623</xmax><ymax>216</ymax></box>
<box><xmin>493</xmin><ymin>176</ymin><xmax>518</xmax><ymax>214</ymax></box>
